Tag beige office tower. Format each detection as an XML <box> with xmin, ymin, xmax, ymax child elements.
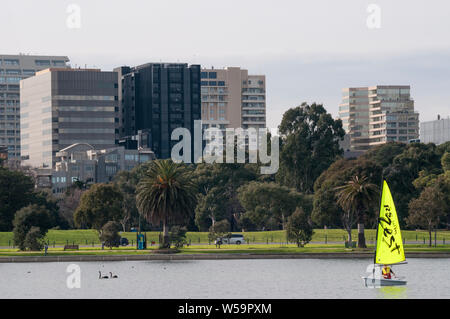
<box><xmin>20</xmin><ymin>68</ymin><xmax>118</xmax><ymax>168</ymax></box>
<box><xmin>200</xmin><ymin>67</ymin><xmax>266</xmax><ymax>130</ymax></box>
<box><xmin>339</xmin><ymin>85</ymin><xmax>419</xmax><ymax>151</ymax></box>
<box><xmin>0</xmin><ymin>54</ymin><xmax>69</xmax><ymax>161</ymax></box>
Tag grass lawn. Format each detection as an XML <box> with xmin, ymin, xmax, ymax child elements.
<box><xmin>1</xmin><ymin>242</ymin><xmax>450</xmax><ymax>257</ymax></box>
<box><xmin>1</xmin><ymin>228</ymin><xmax>449</xmax><ymax>247</ymax></box>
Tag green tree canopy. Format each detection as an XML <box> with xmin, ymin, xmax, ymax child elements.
<box><xmin>277</xmin><ymin>102</ymin><xmax>345</xmax><ymax>193</ymax></box>
<box><xmin>441</xmin><ymin>152</ymin><xmax>450</xmax><ymax>172</ymax></box>
<box><xmin>192</xmin><ymin>162</ymin><xmax>258</xmax><ymax>230</ymax></box>
<box><xmin>238</xmin><ymin>181</ymin><xmax>312</xmax><ymax>230</ymax></box>
<box><xmin>407</xmin><ymin>185</ymin><xmax>447</xmax><ymax>246</ymax></box>
<box><xmin>286</xmin><ymin>207</ymin><xmax>314</xmax><ymax>247</ymax></box>
<box><xmin>312</xmin><ymin>158</ymin><xmax>382</xmax><ymax>229</ymax></box>
<box><xmin>13</xmin><ymin>204</ymin><xmax>53</xmax><ymax>251</ymax></box>
<box><xmin>114</xmin><ymin>170</ymin><xmax>141</xmax><ymax>232</ymax></box>
<box><xmin>382</xmin><ymin>143</ymin><xmax>443</xmax><ymax>225</ymax></box>
<box><xmin>74</xmin><ymin>183</ymin><xmax>124</xmax><ymax>232</ymax></box>
<box><xmin>0</xmin><ymin>168</ymin><xmax>36</xmax><ymax>231</ymax></box>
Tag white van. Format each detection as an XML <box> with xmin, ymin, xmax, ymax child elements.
<box><xmin>215</xmin><ymin>234</ymin><xmax>246</xmax><ymax>245</ymax></box>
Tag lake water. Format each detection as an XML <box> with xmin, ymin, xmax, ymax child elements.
<box><xmin>0</xmin><ymin>258</ymin><xmax>449</xmax><ymax>299</ymax></box>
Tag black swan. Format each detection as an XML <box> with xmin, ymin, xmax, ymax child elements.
<box><xmin>109</xmin><ymin>272</ymin><xmax>118</xmax><ymax>279</ymax></box>
<box><xmin>99</xmin><ymin>271</ymin><xmax>109</xmax><ymax>279</ymax></box>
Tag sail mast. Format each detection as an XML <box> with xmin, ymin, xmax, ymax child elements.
<box><xmin>373</xmin><ymin>176</ymin><xmax>384</xmax><ymax>265</ymax></box>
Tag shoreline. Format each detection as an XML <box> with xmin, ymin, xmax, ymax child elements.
<box><xmin>1</xmin><ymin>251</ymin><xmax>449</xmax><ymax>263</ymax></box>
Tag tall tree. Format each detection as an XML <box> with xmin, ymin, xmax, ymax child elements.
<box><xmin>407</xmin><ymin>185</ymin><xmax>446</xmax><ymax>246</ymax></box>
<box><xmin>195</xmin><ymin>187</ymin><xmax>228</xmax><ymax>231</ymax></box>
<box><xmin>335</xmin><ymin>175</ymin><xmax>379</xmax><ymax>248</ymax></box>
<box><xmin>0</xmin><ymin>168</ymin><xmax>35</xmax><ymax>231</ymax></box>
<box><xmin>73</xmin><ymin>183</ymin><xmax>124</xmax><ymax>232</ymax></box>
<box><xmin>238</xmin><ymin>181</ymin><xmax>311</xmax><ymax>230</ymax></box>
<box><xmin>114</xmin><ymin>170</ymin><xmax>140</xmax><ymax>232</ymax></box>
<box><xmin>58</xmin><ymin>187</ymin><xmax>84</xmax><ymax>229</ymax></box>
<box><xmin>277</xmin><ymin>102</ymin><xmax>345</xmax><ymax>193</ymax></box>
<box><xmin>383</xmin><ymin>143</ymin><xmax>442</xmax><ymax>226</ymax></box>
<box><xmin>192</xmin><ymin>163</ymin><xmax>257</xmax><ymax>230</ymax></box>
<box><xmin>136</xmin><ymin>160</ymin><xmax>197</xmax><ymax>248</ymax></box>
<box><xmin>312</xmin><ymin>158</ymin><xmax>382</xmax><ymax>229</ymax></box>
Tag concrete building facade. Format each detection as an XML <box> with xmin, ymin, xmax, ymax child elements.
<box><xmin>20</xmin><ymin>68</ymin><xmax>118</xmax><ymax>168</ymax></box>
<box><xmin>420</xmin><ymin>117</ymin><xmax>450</xmax><ymax>145</ymax></box>
<box><xmin>339</xmin><ymin>85</ymin><xmax>419</xmax><ymax>151</ymax></box>
<box><xmin>0</xmin><ymin>54</ymin><xmax>69</xmax><ymax>161</ymax></box>
<box><xmin>35</xmin><ymin>143</ymin><xmax>155</xmax><ymax>194</ymax></box>
<box><xmin>200</xmin><ymin>67</ymin><xmax>266</xmax><ymax>130</ymax></box>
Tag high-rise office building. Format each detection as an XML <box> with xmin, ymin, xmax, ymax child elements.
<box><xmin>420</xmin><ymin>116</ymin><xmax>450</xmax><ymax>145</ymax></box>
<box><xmin>0</xmin><ymin>54</ymin><xmax>69</xmax><ymax>161</ymax></box>
<box><xmin>115</xmin><ymin>63</ymin><xmax>201</xmax><ymax>159</ymax></box>
<box><xmin>20</xmin><ymin>68</ymin><xmax>118</xmax><ymax>168</ymax></box>
<box><xmin>200</xmin><ymin>67</ymin><xmax>266</xmax><ymax>130</ymax></box>
<box><xmin>339</xmin><ymin>85</ymin><xmax>419</xmax><ymax>151</ymax></box>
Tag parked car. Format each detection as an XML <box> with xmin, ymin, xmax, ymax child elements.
<box><xmin>120</xmin><ymin>237</ymin><xmax>129</xmax><ymax>246</ymax></box>
<box><xmin>215</xmin><ymin>234</ymin><xmax>246</xmax><ymax>245</ymax></box>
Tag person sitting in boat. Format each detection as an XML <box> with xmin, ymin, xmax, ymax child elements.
<box><xmin>382</xmin><ymin>265</ymin><xmax>395</xmax><ymax>279</ymax></box>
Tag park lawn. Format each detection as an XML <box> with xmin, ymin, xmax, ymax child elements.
<box><xmin>1</xmin><ymin>243</ymin><xmax>450</xmax><ymax>257</ymax></box>
<box><xmin>0</xmin><ymin>229</ymin><xmax>449</xmax><ymax>247</ymax></box>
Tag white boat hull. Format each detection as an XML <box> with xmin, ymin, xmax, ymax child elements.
<box><xmin>362</xmin><ymin>276</ymin><xmax>407</xmax><ymax>287</ymax></box>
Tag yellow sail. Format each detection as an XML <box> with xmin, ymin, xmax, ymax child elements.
<box><xmin>374</xmin><ymin>180</ymin><xmax>406</xmax><ymax>265</ymax></box>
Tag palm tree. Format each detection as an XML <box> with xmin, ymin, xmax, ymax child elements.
<box><xmin>335</xmin><ymin>175</ymin><xmax>379</xmax><ymax>248</ymax></box>
<box><xmin>136</xmin><ymin>160</ymin><xmax>197</xmax><ymax>248</ymax></box>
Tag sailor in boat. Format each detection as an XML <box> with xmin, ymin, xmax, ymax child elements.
<box><xmin>382</xmin><ymin>265</ymin><xmax>396</xmax><ymax>279</ymax></box>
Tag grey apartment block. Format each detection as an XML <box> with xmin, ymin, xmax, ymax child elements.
<box><xmin>43</xmin><ymin>143</ymin><xmax>155</xmax><ymax>195</ymax></box>
<box><xmin>420</xmin><ymin>117</ymin><xmax>450</xmax><ymax>145</ymax></box>
<box><xmin>20</xmin><ymin>68</ymin><xmax>118</xmax><ymax>168</ymax></box>
<box><xmin>0</xmin><ymin>54</ymin><xmax>69</xmax><ymax>161</ymax></box>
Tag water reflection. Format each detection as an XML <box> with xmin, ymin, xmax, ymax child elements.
<box><xmin>376</xmin><ymin>286</ymin><xmax>408</xmax><ymax>299</ymax></box>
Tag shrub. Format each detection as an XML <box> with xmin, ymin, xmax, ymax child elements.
<box><xmin>24</xmin><ymin>226</ymin><xmax>46</xmax><ymax>251</ymax></box>
<box><xmin>286</xmin><ymin>207</ymin><xmax>314</xmax><ymax>247</ymax></box>
<box><xmin>13</xmin><ymin>204</ymin><xmax>52</xmax><ymax>251</ymax></box>
<box><xmin>99</xmin><ymin>221</ymin><xmax>121</xmax><ymax>249</ymax></box>
<box><xmin>169</xmin><ymin>226</ymin><xmax>188</xmax><ymax>248</ymax></box>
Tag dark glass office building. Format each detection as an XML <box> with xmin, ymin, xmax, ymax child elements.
<box><xmin>115</xmin><ymin>63</ymin><xmax>201</xmax><ymax>159</ymax></box>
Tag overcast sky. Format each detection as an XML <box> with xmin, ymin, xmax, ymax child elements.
<box><xmin>1</xmin><ymin>0</ymin><xmax>449</xmax><ymax>128</ymax></box>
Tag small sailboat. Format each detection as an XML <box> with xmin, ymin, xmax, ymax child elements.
<box><xmin>362</xmin><ymin>180</ymin><xmax>407</xmax><ymax>287</ymax></box>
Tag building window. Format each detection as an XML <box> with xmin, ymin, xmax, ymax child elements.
<box><xmin>208</xmin><ymin>72</ymin><xmax>217</xmax><ymax>79</ymax></box>
<box><xmin>52</xmin><ymin>60</ymin><xmax>66</xmax><ymax>66</ymax></box>
<box><xmin>22</xmin><ymin>70</ymin><xmax>35</xmax><ymax>76</ymax></box>
<box><xmin>35</xmin><ymin>60</ymin><xmax>51</xmax><ymax>66</ymax></box>
<box><xmin>4</xmin><ymin>59</ymin><xmax>19</xmax><ymax>66</ymax></box>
